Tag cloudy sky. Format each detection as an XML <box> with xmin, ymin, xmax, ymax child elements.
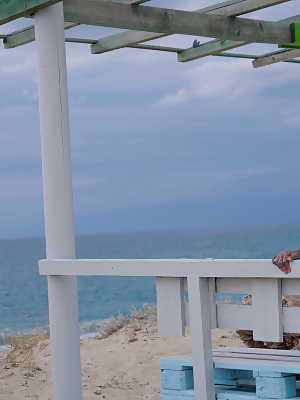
<box><xmin>0</xmin><ymin>0</ymin><xmax>299</xmax><ymax>239</ymax></box>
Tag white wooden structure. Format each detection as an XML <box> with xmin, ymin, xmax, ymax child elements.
<box><xmin>1</xmin><ymin>1</ymin><xmax>300</xmax><ymax>400</ymax></box>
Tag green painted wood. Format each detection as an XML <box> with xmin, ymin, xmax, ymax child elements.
<box><xmin>90</xmin><ymin>0</ymin><xmax>292</xmax><ymax>55</ymax></box>
<box><xmin>0</xmin><ymin>0</ymin><xmax>60</xmax><ymax>25</ymax></box>
<box><xmin>4</xmin><ymin>22</ymin><xmax>78</xmax><ymax>49</ymax></box>
<box><xmin>63</xmin><ymin>0</ymin><xmax>292</xmax><ymax>46</ymax></box>
<box><xmin>280</xmin><ymin>23</ymin><xmax>300</xmax><ymax>49</ymax></box>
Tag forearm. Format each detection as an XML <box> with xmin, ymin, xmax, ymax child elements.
<box><xmin>291</xmin><ymin>249</ymin><xmax>300</xmax><ymax>260</ymax></box>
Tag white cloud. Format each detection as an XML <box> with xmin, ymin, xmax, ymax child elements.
<box><xmin>157</xmin><ymin>58</ymin><xmax>300</xmax><ymax>108</ymax></box>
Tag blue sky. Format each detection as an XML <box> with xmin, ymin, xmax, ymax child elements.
<box><xmin>0</xmin><ymin>0</ymin><xmax>299</xmax><ymax>239</ymax></box>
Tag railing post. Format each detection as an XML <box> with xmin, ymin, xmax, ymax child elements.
<box><xmin>35</xmin><ymin>3</ymin><xmax>82</xmax><ymax>400</ymax></box>
<box><xmin>187</xmin><ymin>275</ymin><xmax>215</xmax><ymax>400</ymax></box>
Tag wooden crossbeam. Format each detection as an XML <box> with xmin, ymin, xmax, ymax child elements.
<box><xmin>113</xmin><ymin>0</ymin><xmax>151</xmax><ymax>3</ymax></box>
<box><xmin>253</xmin><ymin>48</ymin><xmax>300</xmax><ymax>68</ymax></box>
<box><xmin>4</xmin><ymin>22</ymin><xmax>78</xmax><ymax>49</ymax></box>
<box><xmin>179</xmin><ymin>8</ymin><xmax>299</xmax><ymax>62</ymax></box>
<box><xmin>91</xmin><ymin>0</ymin><xmax>291</xmax><ymax>55</ymax></box>
<box><xmin>0</xmin><ymin>0</ymin><xmax>60</xmax><ymax>25</ymax></box>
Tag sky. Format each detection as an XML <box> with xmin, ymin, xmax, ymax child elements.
<box><xmin>0</xmin><ymin>0</ymin><xmax>299</xmax><ymax>239</ymax></box>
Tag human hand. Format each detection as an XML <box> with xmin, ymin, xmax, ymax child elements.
<box><xmin>273</xmin><ymin>250</ymin><xmax>293</xmax><ymax>274</ymax></box>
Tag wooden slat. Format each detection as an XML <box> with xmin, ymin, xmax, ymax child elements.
<box><xmin>252</xmin><ymin>279</ymin><xmax>283</xmax><ymax>342</ymax></box>
<box><xmin>282</xmin><ymin>279</ymin><xmax>300</xmax><ymax>295</ymax></box>
<box><xmin>283</xmin><ymin>308</ymin><xmax>300</xmax><ymax>333</ymax></box>
<box><xmin>4</xmin><ymin>22</ymin><xmax>78</xmax><ymax>49</ymax></box>
<box><xmin>217</xmin><ymin>278</ymin><xmax>252</xmax><ymax>293</ymax></box>
<box><xmin>214</xmin><ymin>347</ymin><xmax>300</xmax><ymax>357</ymax></box>
<box><xmin>187</xmin><ymin>275</ymin><xmax>215</xmax><ymax>400</ymax></box>
<box><xmin>156</xmin><ymin>277</ymin><xmax>185</xmax><ymax>336</ymax></box>
<box><xmin>0</xmin><ymin>0</ymin><xmax>60</xmax><ymax>26</ymax></box>
<box><xmin>63</xmin><ymin>0</ymin><xmax>292</xmax><ymax>46</ymax></box>
<box><xmin>217</xmin><ymin>304</ymin><xmax>253</xmax><ymax>330</ymax></box>
<box><xmin>91</xmin><ymin>0</ymin><xmax>291</xmax><ymax>54</ymax></box>
<box><xmin>40</xmin><ymin>258</ymin><xmax>300</xmax><ymax>278</ymax></box>
<box><xmin>178</xmin><ymin>13</ymin><xmax>300</xmax><ymax>63</ymax></box>
<box><xmin>253</xmin><ymin>48</ymin><xmax>300</xmax><ymax>68</ymax></box>
<box><xmin>209</xmin><ymin>278</ymin><xmax>218</xmax><ymax>329</ymax></box>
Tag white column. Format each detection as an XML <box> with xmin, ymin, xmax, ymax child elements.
<box><xmin>35</xmin><ymin>3</ymin><xmax>82</xmax><ymax>400</ymax></box>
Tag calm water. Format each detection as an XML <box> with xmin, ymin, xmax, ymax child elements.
<box><xmin>0</xmin><ymin>225</ymin><xmax>300</xmax><ymax>343</ymax></box>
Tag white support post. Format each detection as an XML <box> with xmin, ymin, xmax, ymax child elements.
<box><xmin>187</xmin><ymin>275</ymin><xmax>215</xmax><ymax>400</ymax></box>
<box><xmin>35</xmin><ymin>3</ymin><xmax>82</xmax><ymax>400</ymax></box>
<box><xmin>156</xmin><ymin>277</ymin><xmax>185</xmax><ymax>336</ymax></box>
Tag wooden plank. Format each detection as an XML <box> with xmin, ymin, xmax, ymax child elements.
<box><xmin>178</xmin><ymin>13</ymin><xmax>300</xmax><ymax>63</ymax></box>
<box><xmin>178</xmin><ymin>39</ymin><xmax>249</xmax><ymax>62</ymax></box>
<box><xmin>253</xmin><ymin>48</ymin><xmax>300</xmax><ymax>68</ymax></box>
<box><xmin>40</xmin><ymin>258</ymin><xmax>300</xmax><ymax>278</ymax></box>
<box><xmin>63</xmin><ymin>0</ymin><xmax>292</xmax><ymax>46</ymax></box>
<box><xmin>113</xmin><ymin>0</ymin><xmax>151</xmax><ymax>4</ymax></box>
<box><xmin>282</xmin><ymin>279</ymin><xmax>300</xmax><ymax>295</ymax></box>
<box><xmin>213</xmin><ymin>351</ymin><xmax>300</xmax><ymax>363</ymax></box>
<box><xmin>90</xmin><ymin>0</ymin><xmax>292</xmax><ymax>54</ymax></box>
<box><xmin>4</xmin><ymin>22</ymin><xmax>78</xmax><ymax>49</ymax></box>
<box><xmin>208</xmin><ymin>278</ymin><xmax>217</xmax><ymax>329</ymax></box>
<box><xmin>217</xmin><ymin>278</ymin><xmax>252</xmax><ymax>293</ymax></box>
<box><xmin>0</xmin><ymin>0</ymin><xmax>60</xmax><ymax>25</ymax></box>
<box><xmin>187</xmin><ymin>275</ymin><xmax>215</xmax><ymax>400</ymax></box>
<box><xmin>283</xmin><ymin>308</ymin><xmax>300</xmax><ymax>333</ymax></box>
<box><xmin>252</xmin><ymin>279</ymin><xmax>283</xmax><ymax>342</ymax></box>
<box><xmin>217</xmin><ymin>304</ymin><xmax>253</xmax><ymax>330</ymax></box>
<box><xmin>214</xmin><ymin>347</ymin><xmax>300</xmax><ymax>357</ymax></box>
<box><xmin>156</xmin><ymin>277</ymin><xmax>185</xmax><ymax>336</ymax></box>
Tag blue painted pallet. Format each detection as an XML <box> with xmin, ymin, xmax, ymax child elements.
<box><xmin>160</xmin><ymin>354</ymin><xmax>300</xmax><ymax>400</ymax></box>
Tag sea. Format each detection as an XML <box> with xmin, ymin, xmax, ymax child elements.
<box><xmin>1</xmin><ymin>224</ymin><xmax>300</xmax><ymax>348</ymax></box>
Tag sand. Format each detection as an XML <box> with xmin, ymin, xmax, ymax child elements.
<box><xmin>0</xmin><ymin>309</ymin><xmax>244</xmax><ymax>400</ymax></box>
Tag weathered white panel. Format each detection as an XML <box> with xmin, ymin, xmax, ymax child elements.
<box><xmin>252</xmin><ymin>279</ymin><xmax>283</xmax><ymax>342</ymax></box>
<box><xmin>40</xmin><ymin>258</ymin><xmax>300</xmax><ymax>278</ymax></box>
<box><xmin>187</xmin><ymin>276</ymin><xmax>215</xmax><ymax>400</ymax></box>
<box><xmin>156</xmin><ymin>277</ymin><xmax>185</xmax><ymax>336</ymax></box>
<box><xmin>283</xmin><ymin>308</ymin><xmax>300</xmax><ymax>333</ymax></box>
<box><xmin>217</xmin><ymin>304</ymin><xmax>253</xmax><ymax>330</ymax></box>
<box><xmin>217</xmin><ymin>278</ymin><xmax>252</xmax><ymax>293</ymax></box>
<box><xmin>282</xmin><ymin>279</ymin><xmax>300</xmax><ymax>296</ymax></box>
<box><xmin>183</xmin><ymin>278</ymin><xmax>189</xmax><ymax>327</ymax></box>
<box><xmin>208</xmin><ymin>278</ymin><xmax>217</xmax><ymax>329</ymax></box>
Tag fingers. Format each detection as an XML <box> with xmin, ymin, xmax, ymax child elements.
<box><xmin>279</xmin><ymin>260</ymin><xmax>292</xmax><ymax>274</ymax></box>
<box><xmin>274</xmin><ymin>255</ymin><xmax>292</xmax><ymax>274</ymax></box>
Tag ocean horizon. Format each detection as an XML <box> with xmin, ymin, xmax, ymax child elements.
<box><xmin>1</xmin><ymin>223</ymin><xmax>300</xmax><ymax>346</ymax></box>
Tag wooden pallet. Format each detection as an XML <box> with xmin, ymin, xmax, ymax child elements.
<box><xmin>160</xmin><ymin>348</ymin><xmax>300</xmax><ymax>400</ymax></box>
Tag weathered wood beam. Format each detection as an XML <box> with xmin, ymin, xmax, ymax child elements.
<box><xmin>129</xmin><ymin>44</ymin><xmax>300</xmax><ymax>64</ymax></box>
<box><xmin>3</xmin><ymin>22</ymin><xmax>79</xmax><ymax>49</ymax></box>
<box><xmin>91</xmin><ymin>0</ymin><xmax>291</xmax><ymax>54</ymax></box>
<box><xmin>178</xmin><ymin>13</ymin><xmax>300</xmax><ymax>62</ymax></box>
<box><xmin>0</xmin><ymin>0</ymin><xmax>60</xmax><ymax>25</ymax></box>
<box><xmin>113</xmin><ymin>0</ymin><xmax>151</xmax><ymax>4</ymax></box>
<box><xmin>63</xmin><ymin>0</ymin><xmax>292</xmax><ymax>48</ymax></box>
<box><xmin>178</xmin><ymin>39</ymin><xmax>249</xmax><ymax>62</ymax></box>
<box><xmin>253</xmin><ymin>48</ymin><xmax>300</xmax><ymax>68</ymax></box>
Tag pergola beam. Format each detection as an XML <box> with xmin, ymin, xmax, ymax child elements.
<box><xmin>0</xmin><ymin>0</ymin><xmax>60</xmax><ymax>25</ymax></box>
<box><xmin>113</xmin><ymin>0</ymin><xmax>151</xmax><ymax>4</ymax></box>
<box><xmin>253</xmin><ymin>48</ymin><xmax>300</xmax><ymax>68</ymax></box>
<box><xmin>4</xmin><ymin>22</ymin><xmax>78</xmax><ymax>49</ymax></box>
<box><xmin>178</xmin><ymin>14</ymin><xmax>300</xmax><ymax>62</ymax></box>
<box><xmin>91</xmin><ymin>0</ymin><xmax>291</xmax><ymax>55</ymax></box>
<box><xmin>63</xmin><ymin>0</ymin><xmax>293</xmax><ymax>47</ymax></box>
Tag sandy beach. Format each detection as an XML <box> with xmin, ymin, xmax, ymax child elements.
<box><xmin>0</xmin><ymin>307</ymin><xmax>244</xmax><ymax>400</ymax></box>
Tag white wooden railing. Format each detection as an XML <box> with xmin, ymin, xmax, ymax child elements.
<box><xmin>39</xmin><ymin>258</ymin><xmax>300</xmax><ymax>400</ymax></box>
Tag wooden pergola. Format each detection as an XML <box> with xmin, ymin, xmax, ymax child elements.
<box><xmin>2</xmin><ymin>1</ymin><xmax>300</xmax><ymax>400</ymax></box>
